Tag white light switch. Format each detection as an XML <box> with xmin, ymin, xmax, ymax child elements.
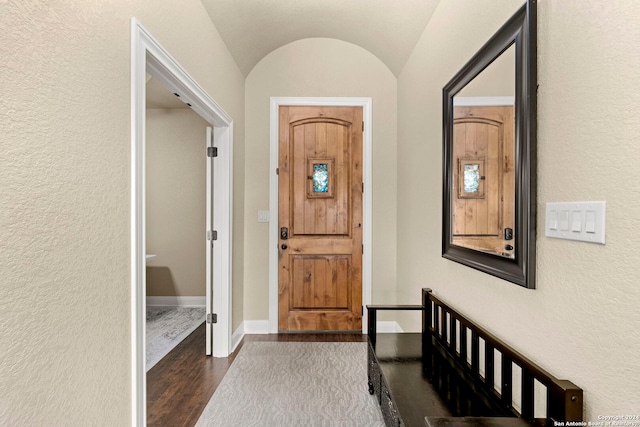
<box><xmin>571</xmin><ymin>211</ymin><xmax>582</xmax><ymax>232</ymax></box>
<box><xmin>558</xmin><ymin>210</ymin><xmax>570</xmax><ymax>231</ymax></box>
<box><xmin>548</xmin><ymin>210</ymin><xmax>558</xmax><ymax>230</ymax></box>
<box><xmin>257</xmin><ymin>210</ymin><xmax>270</xmax><ymax>223</ymax></box>
<box><xmin>545</xmin><ymin>201</ymin><xmax>606</xmax><ymax>244</ymax></box>
<box><xmin>585</xmin><ymin>211</ymin><xmax>596</xmax><ymax>233</ymax></box>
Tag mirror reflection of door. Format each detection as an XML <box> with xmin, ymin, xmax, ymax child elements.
<box><xmin>450</xmin><ymin>43</ymin><xmax>516</xmax><ymax>259</ymax></box>
<box><xmin>452</xmin><ymin>104</ymin><xmax>514</xmax><ymax>258</ymax></box>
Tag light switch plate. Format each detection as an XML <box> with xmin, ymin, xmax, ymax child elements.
<box><xmin>257</xmin><ymin>210</ymin><xmax>270</xmax><ymax>223</ymax></box>
<box><xmin>545</xmin><ymin>201</ymin><xmax>606</xmax><ymax>244</ymax></box>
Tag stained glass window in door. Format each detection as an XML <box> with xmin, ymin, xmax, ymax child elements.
<box><xmin>313</xmin><ymin>163</ymin><xmax>329</xmax><ymax>193</ymax></box>
<box><xmin>463</xmin><ymin>164</ymin><xmax>480</xmax><ymax>193</ymax></box>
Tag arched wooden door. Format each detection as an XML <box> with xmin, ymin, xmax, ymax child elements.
<box><xmin>278</xmin><ymin>106</ymin><xmax>363</xmax><ymax>331</ymax></box>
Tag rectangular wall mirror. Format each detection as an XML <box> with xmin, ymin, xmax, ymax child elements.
<box><xmin>442</xmin><ymin>1</ymin><xmax>537</xmax><ymax>288</ymax></box>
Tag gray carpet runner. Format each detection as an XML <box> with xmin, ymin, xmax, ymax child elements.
<box><xmin>195</xmin><ymin>341</ymin><xmax>385</xmax><ymax>426</ymax></box>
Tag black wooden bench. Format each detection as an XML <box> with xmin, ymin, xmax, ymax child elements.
<box><xmin>367</xmin><ymin>288</ymin><xmax>583</xmax><ymax>427</ymax></box>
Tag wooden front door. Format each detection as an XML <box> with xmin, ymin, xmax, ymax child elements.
<box><xmin>278</xmin><ymin>106</ymin><xmax>363</xmax><ymax>331</ymax></box>
<box><xmin>452</xmin><ymin>105</ymin><xmax>515</xmax><ymax>257</ymax></box>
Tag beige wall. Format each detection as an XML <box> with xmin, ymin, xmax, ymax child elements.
<box><xmin>244</xmin><ymin>38</ymin><xmax>398</xmax><ymax>321</ymax></box>
<box><xmin>397</xmin><ymin>0</ymin><xmax>640</xmax><ymax>420</ymax></box>
<box><xmin>0</xmin><ymin>0</ymin><xmax>244</xmax><ymax>424</ymax></box>
<box><xmin>146</xmin><ymin>108</ymin><xmax>208</xmax><ymax>297</ymax></box>
<box><xmin>457</xmin><ymin>45</ymin><xmax>515</xmax><ymax>98</ymax></box>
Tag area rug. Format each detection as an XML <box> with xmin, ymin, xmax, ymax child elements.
<box><xmin>195</xmin><ymin>341</ymin><xmax>385</xmax><ymax>427</ymax></box>
<box><xmin>146</xmin><ymin>306</ymin><xmax>206</xmax><ymax>371</ymax></box>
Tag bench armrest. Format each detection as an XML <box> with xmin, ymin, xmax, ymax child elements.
<box><xmin>366</xmin><ymin>305</ymin><xmax>425</xmax><ymax>344</ymax></box>
<box><xmin>367</xmin><ymin>288</ymin><xmax>432</xmax><ymax>348</ymax></box>
<box><xmin>367</xmin><ymin>305</ymin><xmax>424</xmax><ymax>310</ymax></box>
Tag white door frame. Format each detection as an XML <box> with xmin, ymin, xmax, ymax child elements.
<box><xmin>268</xmin><ymin>97</ymin><xmax>373</xmax><ymax>333</ymax></box>
<box><xmin>131</xmin><ymin>18</ymin><xmax>233</xmax><ymax>426</ymax></box>
<box><xmin>205</xmin><ymin>127</ymin><xmax>214</xmax><ymax>356</ymax></box>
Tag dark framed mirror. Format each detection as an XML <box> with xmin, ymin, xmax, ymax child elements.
<box><xmin>442</xmin><ymin>1</ymin><xmax>537</xmax><ymax>288</ymax></box>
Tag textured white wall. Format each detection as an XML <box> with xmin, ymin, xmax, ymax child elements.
<box><xmin>397</xmin><ymin>0</ymin><xmax>640</xmax><ymax>420</ymax></box>
<box><xmin>0</xmin><ymin>0</ymin><xmax>244</xmax><ymax>424</ymax></box>
<box><xmin>244</xmin><ymin>38</ymin><xmax>398</xmax><ymax>320</ymax></box>
<box><xmin>146</xmin><ymin>108</ymin><xmax>208</xmax><ymax>297</ymax></box>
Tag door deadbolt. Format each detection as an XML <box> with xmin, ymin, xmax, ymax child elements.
<box><xmin>280</xmin><ymin>227</ymin><xmax>289</xmax><ymax>240</ymax></box>
<box><xmin>504</xmin><ymin>228</ymin><xmax>513</xmax><ymax>240</ymax></box>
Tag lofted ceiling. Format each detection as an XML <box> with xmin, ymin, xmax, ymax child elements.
<box><xmin>200</xmin><ymin>0</ymin><xmax>441</xmax><ymax>77</ymax></box>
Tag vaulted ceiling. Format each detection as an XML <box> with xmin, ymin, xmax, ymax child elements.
<box><xmin>200</xmin><ymin>0</ymin><xmax>441</xmax><ymax>76</ymax></box>
<box><xmin>148</xmin><ymin>1</ymin><xmax>441</xmax><ymax>109</ymax></box>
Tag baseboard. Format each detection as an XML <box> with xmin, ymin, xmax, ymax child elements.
<box><xmin>230</xmin><ymin>319</ymin><xmax>401</xmax><ymax>349</ymax></box>
<box><xmin>240</xmin><ymin>321</ymin><xmax>398</xmax><ymax>334</ymax></box>
<box><xmin>376</xmin><ymin>321</ymin><xmax>404</xmax><ymax>333</ymax></box>
<box><xmin>244</xmin><ymin>320</ymin><xmax>270</xmax><ymax>334</ymax></box>
<box><xmin>146</xmin><ymin>296</ymin><xmax>206</xmax><ymax>307</ymax></box>
<box><xmin>231</xmin><ymin>321</ymin><xmax>270</xmax><ymax>353</ymax></box>
<box><xmin>231</xmin><ymin>323</ymin><xmax>245</xmax><ymax>353</ymax></box>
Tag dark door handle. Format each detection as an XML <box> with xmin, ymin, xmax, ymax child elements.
<box><xmin>281</xmin><ymin>244</ymin><xmax>288</xmax><ymax>250</ymax></box>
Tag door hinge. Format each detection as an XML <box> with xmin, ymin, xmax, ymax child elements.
<box><xmin>362</xmin><ymin>121</ymin><xmax>364</xmax><ymax>132</ymax></box>
<box><xmin>361</xmin><ymin>306</ymin><xmax>363</xmax><ymax>316</ymax></box>
<box><xmin>362</xmin><ymin>244</ymin><xmax>364</xmax><ymax>254</ymax></box>
<box><xmin>207</xmin><ymin>147</ymin><xmax>218</xmax><ymax>157</ymax></box>
<box><xmin>276</xmin><ymin>167</ymin><xmax>279</xmax><ymax>175</ymax></box>
<box><xmin>207</xmin><ymin>230</ymin><xmax>218</xmax><ymax>241</ymax></box>
<box><xmin>362</xmin><ymin>182</ymin><xmax>364</xmax><ymax>193</ymax></box>
<box><xmin>207</xmin><ymin>313</ymin><xmax>218</xmax><ymax>324</ymax></box>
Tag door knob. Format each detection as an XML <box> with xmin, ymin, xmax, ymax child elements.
<box><xmin>281</xmin><ymin>244</ymin><xmax>288</xmax><ymax>250</ymax></box>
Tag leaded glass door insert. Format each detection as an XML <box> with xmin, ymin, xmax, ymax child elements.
<box><xmin>307</xmin><ymin>159</ymin><xmax>334</xmax><ymax>198</ymax></box>
<box><xmin>457</xmin><ymin>158</ymin><xmax>485</xmax><ymax>198</ymax></box>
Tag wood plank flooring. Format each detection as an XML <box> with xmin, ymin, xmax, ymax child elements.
<box><xmin>147</xmin><ymin>323</ymin><xmax>366</xmax><ymax>427</ymax></box>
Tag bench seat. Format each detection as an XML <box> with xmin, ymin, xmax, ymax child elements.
<box><xmin>369</xmin><ymin>333</ymin><xmax>527</xmax><ymax>426</ymax></box>
<box><xmin>370</xmin><ymin>333</ymin><xmax>448</xmax><ymax>426</ymax></box>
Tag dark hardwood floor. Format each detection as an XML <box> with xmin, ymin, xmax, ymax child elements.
<box><xmin>147</xmin><ymin>323</ymin><xmax>366</xmax><ymax>427</ymax></box>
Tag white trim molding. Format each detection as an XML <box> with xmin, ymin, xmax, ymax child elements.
<box><xmin>268</xmin><ymin>97</ymin><xmax>373</xmax><ymax>334</ymax></box>
<box><xmin>231</xmin><ymin>321</ymin><xmax>270</xmax><ymax>353</ymax></box>
<box><xmin>231</xmin><ymin>323</ymin><xmax>245</xmax><ymax>353</ymax></box>
<box><xmin>232</xmin><ymin>320</ymin><xmax>400</xmax><ymax>350</ymax></box>
<box><xmin>146</xmin><ymin>296</ymin><xmax>206</xmax><ymax>307</ymax></box>
<box><xmin>453</xmin><ymin>96</ymin><xmax>515</xmax><ymax>106</ymax></box>
<box><xmin>131</xmin><ymin>18</ymin><xmax>233</xmax><ymax>427</ymax></box>
<box><xmin>376</xmin><ymin>321</ymin><xmax>404</xmax><ymax>333</ymax></box>
<box><xmin>244</xmin><ymin>320</ymin><xmax>270</xmax><ymax>334</ymax></box>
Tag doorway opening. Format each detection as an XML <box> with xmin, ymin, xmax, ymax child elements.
<box><xmin>145</xmin><ymin>77</ymin><xmax>209</xmax><ymax>369</ymax></box>
<box><xmin>131</xmin><ymin>18</ymin><xmax>233</xmax><ymax>426</ymax></box>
